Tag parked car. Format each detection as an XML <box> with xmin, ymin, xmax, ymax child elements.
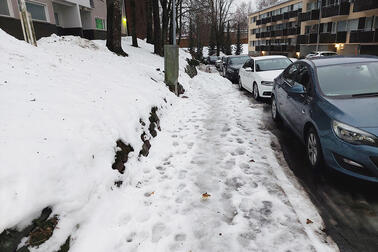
<box><xmin>219</xmin><ymin>56</ymin><xmax>228</xmax><ymax>76</ymax></box>
<box><xmin>271</xmin><ymin>56</ymin><xmax>378</xmax><ymax>182</ymax></box>
<box><xmin>305</xmin><ymin>51</ymin><xmax>338</xmax><ymax>59</ymax></box>
<box><xmin>215</xmin><ymin>57</ymin><xmax>223</xmax><ymax>70</ymax></box>
<box><xmin>239</xmin><ymin>56</ymin><xmax>292</xmax><ymax>100</ymax></box>
<box><xmin>223</xmin><ymin>55</ymin><xmax>251</xmax><ymax>83</ymax></box>
<box><xmin>206</xmin><ymin>55</ymin><xmax>218</xmax><ymax>65</ymax></box>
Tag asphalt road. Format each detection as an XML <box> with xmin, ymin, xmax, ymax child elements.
<box><xmin>237</xmin><ymin>86</ymin><xmax>378</xmax><ymax>252</ymax></box>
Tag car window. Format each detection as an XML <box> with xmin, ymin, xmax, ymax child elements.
<box><xmin>283</xmin><ymin>64</ymin><xmax>299</xmax><ymax>84</ymax></box>
<box><xmin>296</xmin><ymin>65</ymin><xmax>311</xmax><ymax>91</ymax></box>
<box><xmin>243</xmin><ymin>59</ymin><xmax>254</xmax><ymax>69</ymax></box>
<box><xmin>230</xmin><ymin>56</ymin><xmax>250</xmax><ymax>65</ymax></box>
<box><xmin>317</xmin><ymin>62</ymin><xmax>378</xmax><ymax>97</ymax></box>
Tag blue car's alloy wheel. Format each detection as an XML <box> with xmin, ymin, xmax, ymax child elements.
<box><xmin>306</xmin><ymin>128</ymin><xmax>323</xmax><ymax>170</ymax></box>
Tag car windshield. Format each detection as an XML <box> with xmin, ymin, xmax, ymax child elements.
<box><xmin>230</xmin><ymin>56</ymin><xmax>250</xmax><ymax>65</ymax></box>
<box><xmin>210</xmin><ymin>56</ymin><xmax>218</xmax><ymax>61</ymax></box>
<box><xmin>317</xmin><ymin>62</ymin><xmax>378</xmax><ymax>97</ymax></box>
<box><xmin>255</xmin><ymin>58</ymin><xmax>292</xmax><ymax>71</ymax></box>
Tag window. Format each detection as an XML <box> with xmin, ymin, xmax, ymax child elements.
<box><xmin>337</xmin><ymin>20</ymin><xmax>347</xmax><ymax>32</ymax></box>
<box><xmin>375</xmin><ymin>16</ymin><xmax>378</xmax><ymax>29</ymax></box>
<box><xmin>0</xmin><ymin>0</ymin><xmax>10</xmax><ymax>16</ymax></box>
<box><xmin>95</xmin><ymin>18</ymin><xmax>106</xmax><ymax>30</ymax></box>
<box><xmin>348</xmin><ymin>19</ymin><xmax>358</xmax><ymax>31</ymax></box>
<box><xmin>283</xmin><ymin>64</ymin><xmax>299</xmax><ymax>84</ymax></box>
<box><xmin>365</xmin><ymin>16</ymin><xmax>373</xmax><ymax>31</ymax></box>
<box><xmin>331</xmin><ymin>22</ymin><xmax>337</xmax><ymax>33</ymax></box>
<box><xmin>25</xmin><ymin>1</ymin><xmax>47</xmax><ymax>21</ymax></box>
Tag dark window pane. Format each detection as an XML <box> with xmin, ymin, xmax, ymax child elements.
<box><xmin>0</xmin><ymin>0</ymin><xmax>10</xmax><ymax>16</ymax></box>
<box><xmin>26</xmin><ymin>2</ymin><xmax>46</xmax><ymax>21</ymax></box>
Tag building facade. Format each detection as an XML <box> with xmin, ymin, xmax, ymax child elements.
<box><xmin>248</xmin><ymin>0</ymin><xmax>378</xmax><ymax>58</ymax></box>
<box><xmin>0</xmin><ymin>0</ymin><xmax>128</xmax><ymax>40</ymax></box>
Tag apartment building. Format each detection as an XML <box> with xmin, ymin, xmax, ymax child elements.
<box><xmin>0</xmin><ymin>0</ymin><xmax>128</xmax><ymax>40</ymax></box>
<box><xmin>248</xmin><ymin>0</ymin><xmax>378</xmax><ymax>58</ymax></box>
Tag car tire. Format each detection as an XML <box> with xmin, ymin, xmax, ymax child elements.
<box><xmin>271</xmin><ymin>96</ymin><xmax>281</xmax><ymax>124</ymax></box>
<box><xmin>253</xmin><ymin>82</ymin><xmax>260</xmax><ymax>100</ymax></box>
<box><xmin>306</xmin><ymin>127</ymin><xmax>324</xmax><ymax>171</ymax></box>
<box><xmin>238</xmin><ymin>78</ymin><xmax>243</xmax><ymax>90</ymax></box>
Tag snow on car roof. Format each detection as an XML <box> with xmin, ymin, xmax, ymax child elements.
<box><xmin>251</xmin><ymin>55</ymin><xmax>288</xmax><ymax>60</ymax></box>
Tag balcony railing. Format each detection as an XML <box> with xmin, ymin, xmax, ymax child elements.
<box><xmin>256</xmin><ymin>33</ymin><xmax>261</xmax><ymax>38</ymax></box>
<box><xmin>309</xmin><ymin>33</ymin><xmax>318</xmax><ymax>44</ymax></box>
<box><xmin>322</xmin><ymin>2</ymin><xmax>350</xmax><ymax>18</ymax></box>
<box><xmin>272</xmin><ymin>14</ymin><xmax>283</xmax><ymax>22</ymax></box>
<box><xmin>297</xmin><ymin>35</ymin><xmax>309</xmax><ymax>44</ymax></box>
<box><xmin>349</xmin><ymin>30</ymin><xmax>375</xmax><ymax>43</ymax></box>
<box><xmin>271</xmin><ymin>30</ymin><xmax>283</xmax><ymax>37</ymax></box>
<box><xmin>299</xmin><ymin>9</ymin><xmax>319</xmax><ymax>22</ymax></box>
<box><xmin>375</xmin><ymin>29</ymin><xmax>378</xmax><ymax>42</ymax></box>
<box><xmin>319</xmin><ymin>33</ymin><xmax>338</xmax><ymax>43</ymax></box>
<box><xmin>256</xmin><ymin>19</ymin><xmax>262</xmax><ymax>25</ymax></box>
<box><xmin>336</xmin><ymin>31</ymin><xmax>347</xmax><ymax>43</ymax></box>
<box><xmin>353</xmin><ymin>0</ymin><xmax>378</xmax><ymax>12</ymax></box>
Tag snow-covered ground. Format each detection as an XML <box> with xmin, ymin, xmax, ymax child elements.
<box><xmin>0</xmin><ymin>30</ymin><xmax>337</xmax><ymax>252</ymax></box>
<box><xmin>202</xmin><ymin>44</ymin><xmax>249</xmax><ymax>57</ymax></box>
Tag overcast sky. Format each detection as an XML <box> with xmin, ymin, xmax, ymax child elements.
<box><xmin>232</xmin><ymin>0</ymin><xmax>257</xmax><ymax>12</ymax></box>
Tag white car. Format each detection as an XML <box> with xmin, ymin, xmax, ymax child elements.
<box><xmin>238</xmin><ymin>55</ymin><xmax>293</xmax><ymax>100</ymax></box>
<box><xmin>305</xmin><ymin>51</ymin><xmax>338</xmax><ymax>59</ymax></box>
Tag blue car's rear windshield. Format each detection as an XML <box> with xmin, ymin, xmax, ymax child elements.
<box><xmin>317</xmin><ymin>62</ymin><xmax>378</xmax><ymax>97</ymax></box>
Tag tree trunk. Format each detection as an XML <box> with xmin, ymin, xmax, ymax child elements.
<box><xmin>177</xmin><ymin>0</ymin><xmax>182</xmax><ymax>46</ymax></box>
<box><xmin>160</xmin><ymin>0</ymin><xmax>169</xmax><ymax>55</ymax></box>
<box><xmin>106</xmin><ymin>0</ymin><xmax>127</xmax><ymax>56</ymax></box>
<box><xmin>130</xmin><ymin>0</ymin><xmax>138</xmax><ymax>47</ymax></box>
<box><xmin>145</xmin><ymin>0</ymin><xmax>153</xmax><ymax>44</ymax></box>
<box><xmin>152</xmin><ymin>0</ymin><xmax>162</xmax><ymax>56</ymax></box>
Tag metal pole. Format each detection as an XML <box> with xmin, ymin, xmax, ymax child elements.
<box><xmin>316</xmin><ymin>0</ymin><xmax>321</xmax><ymax>52</ymax></box>
<box><xmin>172</xmin><ymin>0</ymin><xmax>176</xmax><ymax>45</ymax></box>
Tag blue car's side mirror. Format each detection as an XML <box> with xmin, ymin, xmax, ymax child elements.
<box><xmin>290</xmin><ymin>83</ymin><xmax>307</xmax><ymax>94</ymax></box>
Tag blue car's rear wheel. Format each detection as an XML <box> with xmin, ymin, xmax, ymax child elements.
<box><xmin>271</xmin><ymin>96</ymin><xmax>280</xmax><ymax>123</ymax></box>
<box><xmin>306</xmin><ymin>127</ymin><xmax>323</xmax><ymax>170</ymax></box>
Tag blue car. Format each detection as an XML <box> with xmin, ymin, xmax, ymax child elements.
<box><xmin>271</xmin><ymin>57</ymin><xmax>378</xmax><ymax>182</ymax></box>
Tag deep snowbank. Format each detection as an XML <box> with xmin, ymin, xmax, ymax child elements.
<box><xmin>0</xmin><ymin>29</ymin><xmax>190</xmax><ymax>245</ymax></box>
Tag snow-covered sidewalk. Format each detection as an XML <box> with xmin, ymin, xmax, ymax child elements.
<box><xmin>70</xmin><ymin>72</ymin><xmax>337</xmax><ymax>252</ymax></box>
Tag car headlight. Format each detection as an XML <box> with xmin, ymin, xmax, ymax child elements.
<box><xmin>332</xmin><ymin>120</ymin><xmax>378</xmax><ymax>147</ymax></box>
<box><xmin>261</xmin><ymin>81</ymin><xmax>273</xmax><ymax>86</ymax></box>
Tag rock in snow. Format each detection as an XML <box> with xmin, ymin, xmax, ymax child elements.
<box><xmin>0</xmin><ymin>29</ymin><xmax>338</xmax><ymax>252</ymax></box>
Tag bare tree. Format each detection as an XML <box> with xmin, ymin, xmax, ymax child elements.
<box><xmin>106</xmin><ymin>0</ymin><xmax>128</xmax><ymax>56</ymax></box>
<box><xmin>152</xmin><ymin>0</ymin><xmax>162</xmax><ymax>55</ymax></box>
<box><xmin>130</xmin><ymin>0</ymin><xmax>138</xmax><ymax>47</ymax></box>
<box><xmin>145</xmin><ymin>0</ymin><xmax>153</xmax><ymax>44</ymax></box>
<box><xmin>257</xmin><ymin>0</ymin><xmax>279</xmax><ymax>10</ymax></box>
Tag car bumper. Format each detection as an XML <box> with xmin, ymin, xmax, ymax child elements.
<box><xmin>321</xmin><ymin>131</ymin><xmax>378</xmax><ymax>182</ymax></box>
<box><xmin>226</xmin><ymin>71</ymin><xmax>239</xmax><ymax>82</ymax></box>
<box><xmin>259</xmin><ymin>85</ymin><xmax>273</xmax><ymax>98</ymax></box>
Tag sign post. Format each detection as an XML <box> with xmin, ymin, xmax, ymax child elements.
<box><xmin>19</xmin><ymin>0</ymin><xmax>37</xmax><ymax>46</ymax></box>
<box><xmin>164</xmin><ymin>0</ymin><xmax>179</xmax><ymax>95</ymax></box>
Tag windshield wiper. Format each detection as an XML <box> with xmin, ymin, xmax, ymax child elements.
<box><xmin>352</xmin><ymin>92</ymin><xmax>378</xmax><ymax>97</ymax></box>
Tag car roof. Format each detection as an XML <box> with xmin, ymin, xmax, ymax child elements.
<box><xmin>228</xmin><ymin>55</ymin><xmax>249</xmax><ymax>58</ymax></box>
<box><xmin>251</xmin><ymin>55</ymin><xmax>288</xmax><ymax>60</ymax></box>
<box><xmin>303</xmin><ymin>56</ymin><xmax>378</xmax><ymax>67</ymax></box>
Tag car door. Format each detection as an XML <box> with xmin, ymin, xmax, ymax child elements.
<box><xmin>277</xmin><ymin>63</ymin><xmax>300</xmax><ymax>125</ymax></box>
<box><xmin>240</xmin><ymin>59</ymin><xmax>254</xmax><ymax>91</ymax></box>
<box><xmin>286</xmin><ymin>63</ymin><xmax>314</xmax><ymax>134</ymax></box>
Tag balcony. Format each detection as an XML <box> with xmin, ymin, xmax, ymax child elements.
<box><xmin>297</xmin><ymin>35</ymin><xmax>309</xmax><ymax>44</ymax></box>
<box><xmin>283</xmin><ymin>12</ymin><xmax>290</xmax><ymax>20</ymax></box>
<box><xmin>271</xmin><ymin>30</ymin><xmax>283</xmax><ymax>37</ymax></box>
<box><xmin>319</xmin><ymin>33</ymin><xmax>337</xmax><ymax>43</ymax></box>
<box><xmin>262</xmin><ymin>17</ymin><xmax>272</xmax><ymax>24</ymax></box>
<box><xmin>272</xmin><ymin>14</ymin><xmax>283</xmax><ymax>22</ymax></box>
<box><xmin>321</xmin><ymin>2</ymin><xmax>350</xmax><ymax>18</ymax></box>
<box><xmin>336</xmin><ymin>31</ymin><xmax>347</xmax><ymax>43</ymax></box>
<box><xmin>256</xmin><ymin>19</ymin><xmax>262</xmax><ymax>25</ymax></box>
<box><xmin>299</xmin><ymin>9</ymin><xmax>319</xmax><ymax>22</ymax></box>
<box><xmin>375</xmin><ymin>29</ymin><xmax>378</xmax><ymax>42</ymax></box>
<box><xmin>255</xmin><ymin>46</ymin><xmax>261</xmax><ymax>51</ymax></box>
<box><xmin>353</xmin><ymin>0</ymin><xmax>378</xmax><ymax>12</ymax></box>
<box><xmin>309</xmin><ymin>33</ymin><xmax>318</xmax><ymax>43</ymax></box>
<box><xmin>349</xmin><ymin>30</ymin><xmax>375</xmax><ymax>43</ymax></box>
<box><xmin>289</xmin><ymin>9</ymin><xmax>300</xmax><ymax>18</ymax></box>
<box><xmin>256</xmin><ymin>33</ymin><xmax>261</xmax><ymax>38</ymax></box>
